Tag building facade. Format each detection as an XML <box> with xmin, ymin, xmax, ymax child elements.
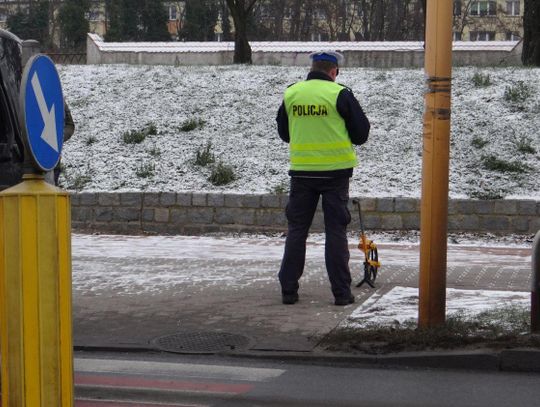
<box><xmin>0</xmin><ymin>0</ymin><xmax>524</xmax><ymax>44</ymax></box>
<box><xmin>0</xmin><ymin>0</ymin><xmax>107</xmax><ymax>40</ymax></box>
<box><xmin>453</xmin><ymin>0</ymin><xmax>524</xmax><ymax>41</ymax></box>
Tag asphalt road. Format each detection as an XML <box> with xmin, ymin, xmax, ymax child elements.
<box><xmin>74</xmin><ymin>351</ymin><xmax>540</xmax><ymax>407</ymax></box>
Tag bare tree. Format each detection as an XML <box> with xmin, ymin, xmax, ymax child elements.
<box><xmin>226</xmin><ymin>0</ymin><xmax>258</xmax><ymax>63</ymax></box>
<box><xmin>523</xmin><ymin>0</ymin><xmax>540</xmax><ymax>65</ymax></box>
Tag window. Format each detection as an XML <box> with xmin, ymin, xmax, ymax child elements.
<box><xmin>470</xmin><ymin>31</ymin><xmax>496</xmax><ymax>41</ymax></box>
<box><xmin>453</xmin><ymin>32</ymin><xmax>462</xmax><ymax>41</ymax></box>
<box><xmin>453</xmin><ymin>1</ymin><xmax>462</xmax><ymax>16</ymax></box>
<box><xmin>284</xmin><ymin>7</ymin><xmax>291</xmax><ymax>19</ymax></box>
<box><xmin>313</xmin><ymin>9</ymin><xmax>326</xmax><ymax>19</ymax></box>
<box><xmin>506</xmin><ymin>31</ymin><xmax>520</xmax><ymax>41</ymax></box>
<box><xmin>85</xmin><ymin>10</ymin><xmax>100</xmax><ymax>22</ymax></box>
<box><xmin>506</xmin><ymin>1</ymin><xmax>520</xmax><ymax>15</ymax></box>
<box><xmin>311</xmin><ymin>32</ymin><xmax>329</xmax><ymax>41</ymax></box>
<box><xmin>470</xmin><ymin>1</ymin><xmax>497</xmax><ymax>16</ymax></box>
<box><xmin>169</xmin><ymin>5</ymin><xmax>177</xmax><ymax>21</ymax></box>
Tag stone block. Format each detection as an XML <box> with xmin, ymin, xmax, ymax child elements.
<box><xmin>72</xmin><ymin>207</ymin><xmax>93</xmax><ymax>222</ymax></box>
<box><xmin>142</xmin><ymin>223</ymin><xmax>169</xmax><ymax>235</ymax></box>
<box><xmin>176</xmin><ymin>193</ymin><xmax>192</xmax><ymax>207</ymax></box>
<box><xmin>120</xmin><ymin>193</ymin><xmax>142</xmax><ymax>207</ymax></box>
<box><xmin>511</xmin><ymin>216</ymin><xmax>530</xmax><ymax>233</ymax></box>
<box><xmin>237</xmin><ymin>208</ymin><xmax>257</xmax><ymax>225</ymax></box>
<box><xmin>200</xmin><ymin>225</ymin><xmax>224</xmax><ymax>234</ymax></box>
<box><xmin>79</xmin><ymin>192</ymin><xmax>98</xmax><ymax>206</ymax></box>
<box><xmin>110</xmin><ymin>221</ymin><xmax>141</xmax><ymax>234</ymax></box>
<box><xmin>401</xmin><ymin>213</ymin><xmax>420</xmax><ymax>230</ymax></box>
<box><xmin>71</xmin><ymin>207</ymin><xmax>81</xmax><ymax>222</ymax></box>
<box><xmin>279</xmin><ymin>194</ymin><xmax>289</xmax><ymax>208</ymax></box>
<box><xmin>187</xmin><ymin>207</ymin><xmax>214</xmax><ymax>224</ymax></box>
<box><xmin>155</xmin><ymin>208</ymin><xmax>169</xmax><ymax>223</ymax></box>
<box><xmin>183</xmin><ymin>225</ymin><xmax>204</xmax><ymax>235</ymax></box>
<box><xmin>376</xmin><ymin>198</ymin><xmax>394</xmax><ymax>212</ymax></box>
<box><xmin>70</xmin><ymin>193</ymin><xmax>80</xmax><ymax>206</ymax></box>
<box><xmin>447</xmin><ymin>200</ymin><xmax>457</xmax><ymax>215</ymax></box>
<box><xmin>214</xmin><ymin>208</ymin><xmax>236</xmax><ymax>224</ymax></box>
<box><xmin>363</xmin><ymin>214</ymin><xmax>382</xmax><ymax>229</ymax></box>
<box><xmin>455</xmin><ymin>200</ymin><xmax>477</xmax><ymax>215</ymax></box>
<box><xmin>475</xmin><ymin>200</ymin><xmax>495</xmax><ymax>215</ymax></box>
<box><xmin>160</xmin><ymin>192</ymin><xmax>177</xmax><ymax>206</ymax></box>
<box><xmin>529</xmin><ymin>217</ymin><xmax>540</xmax><ymax>234</ymax></box>
<box><xmin>381</xmin><ymin>214</ymin><xmax>403</xmax><ymax>229</ymax></box>
<box><xmin>143</xmin><ymin>193</ymin><xmax>160</xmax><ymax>207</ymax></box>
<box><xmin>256</xmin><ymin>209</ymin><xmax>285</xmax><ymax>227</ymax></box>
<box><xmin>142</xmin><ymin>208</ymin><xmax>154</xmax><ymax>222</ymax></box>
<box><xmin>224</xmin><ymin>194</ymin><xmax>243</xmax><ymax>208</ymax></box>
<box><xmin>192</xmin><ymin>193</ymin><xmax>207</xmax><ymax>207</ymax></box>
<box><xmin>261</xmin><ymin>195</ymin><xmax>280</xmax><ymax>208</ymax></box>
<box><xmin>241</xmin><ymin>194</ymin><xmax>261</xmax><ymax>208</ymax></box>
<box><xmin>95</xmin><ymin>207</ymin><xmax>113</xmax><ymax>222</ymax></box>
<box><xmin>449</xmin><ymin>214</ymin><xmax>480</xmax><ymax>231</ymax></box>
<box><xmin>394</xmin><ymin>197</ymin><xmax>419</xmax><ymax>213</ymax></box>
<box><xmin>461</xmin><ymin>214</ymin><xmax>480</xmax><ymax>231</ymax></box>
<box><xmin>207</xmin><ymin>193</ymin><xmax>225</xmax><ymax>207</ymax></box>
<box><xmin>357</xmin><ymin>197</ymin><xmax>376</xmax><ymax>212</ymax></box>
<box><xmin>97</xmin><ymin>193</ymin><xmax>120</xmax><ymax>206</ymax></box>
<box><xmin>215</xmin><ymin>208</ymin><xmax>255</xmax><ymax>225</ymax></box>
<box><xmin>494</xmin><ymin>200</ymin><xmax>518</xmax><ymax>215</ymax></box>
<box><xmin>518</xmin><ymin>201</ymin><xmax>537</xmax><ymax>215</ymax></box>
<box><xmin>170</xmin><ymin>208</ymin><xmax>188</xmax><ymax>225</ymax></box>
<box><xmin>115</xmin><ymin>208</ymin><xmax>140</xmax><ymax>222</ymax></box>
<box><xmin>480</xmin><ymin>216</ymin><xmax>510</xmax><ymax>232</ymax></box>
<box><xmin>164</xmin><ymin>224</ymin><xmax>183</xmax><ymax>235</ymax></box>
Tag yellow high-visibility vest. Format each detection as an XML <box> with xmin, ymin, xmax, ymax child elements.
<box><xmin>284</xmin><ymin>79</ymin><xmax>358</xmax><ymax>171</ymax></box>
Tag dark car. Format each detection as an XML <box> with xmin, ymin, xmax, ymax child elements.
<box><xmin>0</xmin><ymin>28</ymin><xmax>24</xmax><ymax>191</ymax></box>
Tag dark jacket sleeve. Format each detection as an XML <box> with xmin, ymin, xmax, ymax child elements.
<box><xmin>336</xmin><ymin>88</ymin><xmax>370</xmax><ymax>146</ymax></box>
<box><xmin>276</xmin><ymin>102</ymin><xmax>290</xmax><ymax>143</ymax></box>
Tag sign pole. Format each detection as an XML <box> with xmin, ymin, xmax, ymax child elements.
<box><xmin>0</xmin><ymin>55</ymin><xmax>73</xmax><ymax>406</ymax></box>
<box><xmin>418</xmin><ymin>0</ymin><xmax>454</xmax><ymax>328</ymax></box>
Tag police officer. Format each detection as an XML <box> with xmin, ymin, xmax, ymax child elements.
<box><xmin>276</xmin><ymin>50</ymin><xmax>370</xmax><ymax>306</ymax></box>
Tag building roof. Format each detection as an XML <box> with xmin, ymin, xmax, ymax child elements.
<box><xmin>88</xmin><ymin>33</ymin><xmax>519</xmax><ymax>54</ymax></box>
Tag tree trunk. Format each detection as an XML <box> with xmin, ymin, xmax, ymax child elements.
<box><xmin>523</xmin><ymin>0</ymin><xmax>540</xmax><ymax>66</ymax></box>
<box><xmin>226</xmin><ymin>0</ymin><xmax>257</xmax><ymax>64</ymax></box>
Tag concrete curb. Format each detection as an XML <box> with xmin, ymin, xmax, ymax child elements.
<box><xmin>226</xmin><ymin>349</ymin><xmax>530</xmax><ymax>372</ymax></box>
<box><xmin>74</xmin><ymin>346</ymin><xmax>540</xmax><ymax>374</ymax></box>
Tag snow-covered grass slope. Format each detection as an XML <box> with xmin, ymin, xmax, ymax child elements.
<box><xmin>58</xmin><ymin>64</ymin><xmax>540</xmax><ymax>199</ymax></box>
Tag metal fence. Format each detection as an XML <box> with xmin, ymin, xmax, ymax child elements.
<box><xmin>45</xmin><ymin>53</ymin><xmax>86</xmax><ymax>65</ymax></box>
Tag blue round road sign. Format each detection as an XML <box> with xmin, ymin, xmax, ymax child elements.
<box><xmin>20</xmin><ymin>54</ymin><xmax>64</xmax><ymax>172</ymax></box>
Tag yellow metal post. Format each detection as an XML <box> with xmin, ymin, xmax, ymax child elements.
<box><xmin>419</xmin><ymin>0</ymin><xmax>454</xmax><ymax>328</ymax></box>
<box><xmin>0</xmin><ymin>174</ymin><xmax>73</xmax><ymax>406</ymax></box>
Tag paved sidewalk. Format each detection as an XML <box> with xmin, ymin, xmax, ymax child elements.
<box><xmin>72</xmin><ymin>234</ymin><xmax>533</xmax><ymax>355</ymax></box>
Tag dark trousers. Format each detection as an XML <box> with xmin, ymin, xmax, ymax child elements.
<box><xmin>279</xmin><ymin>177</ymin><xmax>352</xmax><ymax>299</ymax></box>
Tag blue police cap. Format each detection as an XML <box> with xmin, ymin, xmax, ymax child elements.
<box><xmin>309</xmin><ymin>51</ymin><xmax>344</xmax><ymax>65</ymax></box>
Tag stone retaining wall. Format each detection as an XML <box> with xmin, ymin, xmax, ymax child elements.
<box><xmin>87</xmin><ymin>34</ymin><xmax>522</xmax><ymax>68</ymax></box>
<box><xmin>71</xmin><ymin>193</ymin><xmax>539</xmax><ymax>235</ymax></box>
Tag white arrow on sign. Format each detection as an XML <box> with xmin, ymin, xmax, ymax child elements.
<box><xmin>31</xmin><ymin>71</ymin><xmax>59</xmax><ymax>152</ymax></box>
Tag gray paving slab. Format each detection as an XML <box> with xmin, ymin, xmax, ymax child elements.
<box><xmin>71</xmin><ymin>235</ymin><xmax>532</xmax><ymax>354</ymax></box>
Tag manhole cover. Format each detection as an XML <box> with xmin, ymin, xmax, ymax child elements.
<box><xmin>151</xmin><ymin>332</ymin><xmax>252</xmax><ymax>354</ymax></box>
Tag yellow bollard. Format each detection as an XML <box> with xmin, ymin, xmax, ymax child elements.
<box><xmin>0</xmin><ymin>173</ymin><xmax>73</xmax><ymax>406</ymax></box>
<box><xmin>418</xmin><ymin>0</ymin><xmax>454</xmax><ymax>328</ymax></box>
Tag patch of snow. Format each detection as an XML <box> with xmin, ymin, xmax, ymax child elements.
<box><xmin>344</xmin><ymin>286</ymin><xmax>529</xmax><ymax>328</ymax></box>
<box><xmin>89</xmin><ymin>34</ymin><xmax>518</xmax><ymax>53</ymax></box>
<box><xmin>58</xmin><ymin>65</ymin><xmax>540</xmax><ymax>199</ymax></box>
<box><xmin>71</xmin><ymin>234</ymin><xmax>532</xmax><ymax>295</ymax></box>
